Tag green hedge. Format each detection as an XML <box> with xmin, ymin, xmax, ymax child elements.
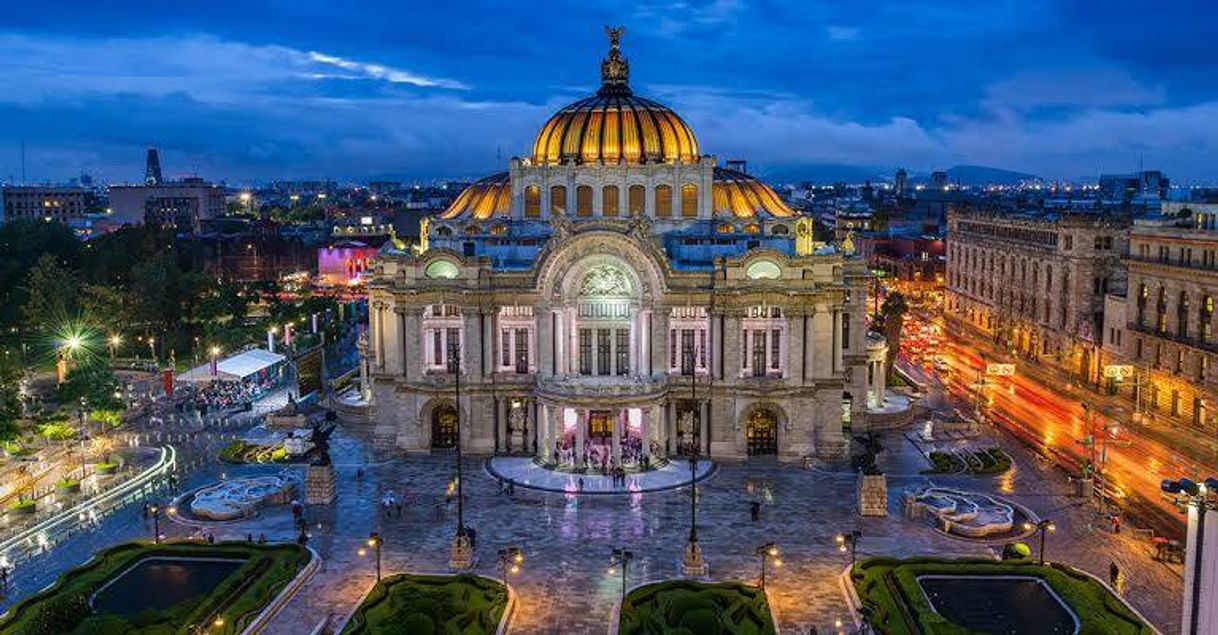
<box><xmin>341</xmin><ymin>573</ymin><xmax>506</xmax><ymax>635</ymax></box>
<box><xmin>851</xmin><ymin>557</ymin><xmax>1153</xmax><ymax>635</ymax></box>
<box><xmin>619</xmin><ymin>580</ymin><xmax>775</xmax><ymax>635</ymax></box>
<box><xmin>0</xmin><ymin>541</ymin><xmax>309</xmax><ymax>635</ymax></box>
<box><xmin>218</xmin><ymin>440</ymin><xmax>291</xmax><ymax>464</ymax></box>
<box><xmin>921</xmin><ymin>448</ymin><xmax>1011</xmax><ymax>476</ymax></box>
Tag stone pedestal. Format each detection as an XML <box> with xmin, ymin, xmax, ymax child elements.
<box><xmin>857</xmin><ymin>473</ymin><xmax>888</xmax><ymax>517</ymax></box>
<box><xmin>304</xmin><ymin>464</ymin><xmax>337</xmax><ymax>505</ymax></box>
<box><xmin>449</xmin><ymin>533</ymin><xmax>474</xmax><ymax>570</ymax></box>
<box><xmin>1077</xmin><ymin>477</ymin><xmax>1094</xmax><ymax>501</ymax></box>
<box><xmin>681</xmin><ymin>539</ymin><xmax>708</xmax><ymax>576</ymax></box>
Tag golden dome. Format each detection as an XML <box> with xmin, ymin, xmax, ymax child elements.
<box><xmin>440</xmin><ymin>172</ymin><xmax>509</xmax><ymax>220</ymax></box>
<box><xmin>531</xmin><ymin>27</ymin><xmax>699</xmax><ymax>166</ymax></box>
<box><xmin>712</xmin><ymin>168</ymin><xmax>795</xmax><ymax>218</ymax></box>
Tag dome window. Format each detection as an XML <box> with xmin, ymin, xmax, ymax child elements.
<box><xmin>743</xmin><ymin>223</ymin><xmax>761</xmax><ymax>234</ymax></box>
<box><xmin>746</xmin><ymin>260</ymin><xmax>781</xmax><ymax>280</ymax></box>
<box><xmin>716</xmin><ymin>223</ymin><xmax>735</xmax><ymax>234</ymax></box>
<box><xmin>464</xmin><ymin>225</ymin><xmax>481</xmax><ymax>235</ymax></box>
<box><xmin>436</xmin><ymin>226</ymin><xmax>453</xmax><ymax>237</ymax></box>
<box><xmin>490</xmin><ymin>224</ymin><xmax>508</xmax><ymax>236</ymax></box>
<box><xmin>425</xmin><ymin>260</ymin><xmax>460</xmax><ymax>279</ymax></box>
<box><xmin>771</xmin><ymin>224</ymin><xmax>789</xmax><ymax>235</ymax></box>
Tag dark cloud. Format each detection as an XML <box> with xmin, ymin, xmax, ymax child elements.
<box><xmin>0</xmin><ymin>0</ymin><xmax>1215</xmax><ymax>182</ymax></box>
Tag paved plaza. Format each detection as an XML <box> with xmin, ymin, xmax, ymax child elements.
<box><xmin>0</xmin><ymin>394</ymin><xmax>1184</xmax><ymax>634</ymax></box>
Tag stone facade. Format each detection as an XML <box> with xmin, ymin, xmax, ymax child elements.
<box><xmin>945</xmin><ymin>206</ymin><xmax>1128</xmax><ymax>383</ymax></box>
<box><xmin>1101</xmin><ymin>203</ymin><xmax>1218</xmax><ymax>431</ymax></box>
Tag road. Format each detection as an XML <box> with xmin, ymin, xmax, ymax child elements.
<box><xmin>901</xmin><ymin>313</ymin><xmax>1213</xmax><ymax>539</ymax></box>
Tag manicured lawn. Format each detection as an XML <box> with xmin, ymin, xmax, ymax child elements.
<box><xmin>218</xmin><ymin>439</ymin><xmax>291</xmax><ymax>464</ymax></box>
<box><xmin>0</xmin><ymin>541</ymin><xmax>309</xmax><ymax>635</ymax></box>
<box><xmin>341</xmin><ymin>573</ymin><xmax>507</xmax><ymax>635</ymax></box>
<box><xmin>619</xmin><ymin>580</ymin><xmax>775</xmax><ymax>635</ymax></box>
<box><xmin>851</xmin><ymin>557</ymin><xmax>1154</xmax><ymax>635</ymax></box>
<box><xmin>922</xmin><ymin>448</ymin><xmax>1011</xmax><ymax>475</ymax></box>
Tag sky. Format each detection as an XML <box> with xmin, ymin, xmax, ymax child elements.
<box><xmin>1</xmin><ymin>0</ymin><xmax>1217</xmax><ymax>184</ymax></box>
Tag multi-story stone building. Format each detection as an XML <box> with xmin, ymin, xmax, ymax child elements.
<box><xmin>945</xmin><ymin>205</ymin><xmax>1128</xmax><ymax>382</ymax></box>
<box><xmin>1101</xmin><ymin>202</ymin><xmax>1218</xmax><ymax>430</ymax></box>
<box><xmin>1</xmin><ymin>186</ymin><xmax>87</xmax><ymax>223</ymax></box>
<box><xmin>362</xmin><ymin>33</ymin><xmax>880</xmax><ymax>464</ymax></box>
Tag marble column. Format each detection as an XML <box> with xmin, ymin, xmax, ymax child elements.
<box><xmin>611</xmin><ymin>408</ymin><xmax>622</xmax><ymax>466</ymax></box>
<box><xmin>641</xmin><ymin>407</ymin><xmax>651</xmax><ymax>459</ymax></box>
<box><xmin>575</xmin><ymin>409</ymin><xmax>586</xmax><ymax>465</ymax></box>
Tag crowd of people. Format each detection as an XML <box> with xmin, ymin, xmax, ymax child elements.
<box><xmin>179</xmin><ymin>377</ymin><xmax>277</xmax><ymax>412</ymax></box>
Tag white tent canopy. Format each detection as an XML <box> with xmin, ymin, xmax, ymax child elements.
<box><xmin>179</xmin><ymin>348</ymin><xmax>286</xmax><ymax>383</ymax></box>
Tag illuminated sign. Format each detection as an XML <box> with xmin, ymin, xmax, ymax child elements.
<box><xmin>1103</xmin><ymin>365</ymin><xmax>1134</xmax><ymax>380</ymax></box>
<box><xmin>985</xmin><ymin>363</ymin><xmax>1016</xmax><ymax>377</ymax></box>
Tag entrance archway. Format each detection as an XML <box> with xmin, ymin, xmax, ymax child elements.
<box><xmin>432</xmin><ymin>404</ymin><xmax>458</xmax><ymax>449</ymax></box>
<box><xmin>746</xmin><ymin>409</ymin><xmax>778</xmax><ymax>456</ymax></box>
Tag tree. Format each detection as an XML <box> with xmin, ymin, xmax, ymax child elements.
<box><xmin>80</xmin><ymin>284</ymin><xmax>135</xmax><ymax>336</ymax></box>
<box><xmin>879</xmin><ymin>291</ymin><xmax>909</xmax><ymax>377</ymax></box>
<box><xmin>22</xmin><ymin>254</ymin><xmax>80</xmax><ymax>332</ymax></box>
<box><xmin>56</xmin><ymin>359</ymin><xmax>123</xmax><ymax>411</ymax></box>
<box><xmin>0</xmin><ymin>220</ymin><xmax>81</xmax><ymax>331</ymax></box>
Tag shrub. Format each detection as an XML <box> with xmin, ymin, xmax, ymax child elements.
<box><xmin>1002</xmin><ymin>542</ymin><xmax>1031</xmax><ymax>560</ymax></box>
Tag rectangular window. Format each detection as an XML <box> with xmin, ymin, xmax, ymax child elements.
<box><xmin>597</xmin><ymin>329</ymin><xmax>612</xmax><ymax>375</ymax></box>
<box><xmin>432</xmin><ymin>330</ymin><xmax>443</xmax><ymax>366</ymax></box>
<box><xmin>753</xmin><ymin>330</ymin><xmax>767</xmax><ymax>377</ymax></box>
<box><xmin>741</xmin><ymin>329</ymin><xmax>749</xmax><ymax>370</ymax></box>
<box><xmin>770</xmin><ymin>329</ymin><xmax>781</xmax><ymax>370</ymax></box>
<box><xmin>655</xmin><ymin>185</ymin><xmax>673</xmax><ymax>218</ymax></box>
<box><xmin>603</xmin><ymin>186</ymin><xmax>619</xmax><ymax>217</ymax></box>
<box><xmin>445</xmin><ymin>328</ymin><xmax>460</xmax><ymax>371</ymax></box>
<box><xmin>680</xmin><ymin>329</ymin><xmax>695</xmax><ymax>375</ymax></box>
<box><xmin>524</xmin><ymin>185</ymin><xmax>541</xmax><ymax>218</ymax></box>
<box><xmin>515</xmin><ymin>329</ymin><xmax>529</xmax><ymax>374</ymax></box>
<box><xmin>579</xmin><ymin>328</ymin><xmax>592</xmax><ymax>375</ymax></box>
<box><xmin>615</xmin><ymin>329</ymin><xmax>629</xmax><ymax>375</ymax></box>
<box><xmin>500</xmin><ymin>329</ymin><xmax>511</xmax><ymax>367</ymax></box>
<box><xmin>628</xmin><ymin>185</ymin><xmax>645</xmax><ymax>215</ymax></box>
<box><xmin>670</xmin><ymin>329</ymin><xmax>678</xmax><ymax>369</ymax></box>
<box><xmin>577</xmin><ymin>186</ymin><xmax>593</xmax><ymax>217</ymax></box>
<box><xmin>842</xmin><ymin>318</ymin><xmax>850</xmax><ymax>349</ymax></box>
<box><xmin>698</xmin><ymin>328</ymin><xmax>707</xmax><ymax>368</ymax></box>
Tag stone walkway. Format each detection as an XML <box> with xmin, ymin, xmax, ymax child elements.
<box><xmin>486</xmin><ymin>456</ymin><xmax>714</xmax><ymax>494</ymax></box>
<box><xmin>0</xmin><ymin>386</ymin><xmax>1183</xmax><ymax>634</ymax></box>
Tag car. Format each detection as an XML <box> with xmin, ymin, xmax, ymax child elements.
<box><xmin>932</xmin><ymin>356</ymin><xmax>950</xmax><ymax>372</ymax></box>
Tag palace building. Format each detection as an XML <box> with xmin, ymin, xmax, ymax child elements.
<box><xmin>362</xmin><ymin>30</ymin><xmax>881</xmax><ymax>464</ymax></box>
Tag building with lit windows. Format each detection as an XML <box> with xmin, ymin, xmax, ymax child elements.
<box><xmin>945</xmin><ymin>205</ymin><xmax>1128</xmax><ymax>383</ymax></box>
<box><xmin>1</xmin><ymin>185</ymin><xmax>87</xmax><ymax>223</ymax></box>
<box><xmin>1101</xmin><ymin>202</ymin><xmax>1218</xmax><ymax>431</ymax></box>
<box><xmin>362</xmin><ymin>31</ymin><xmax>879</xmax><ymax>464</ymax></box>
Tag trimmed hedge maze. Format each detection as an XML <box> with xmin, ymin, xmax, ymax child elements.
<box><xmin>0</xmin><ymin>541</ymin><xmax>309</xmax><ymax>635</ymax></box>
<box><xmin>340</xmin><ymin>573</ymin><xmax>507</xmax><ymax>635</ymax></box>
<box><xmin>618</xmin><ymin>580</ymin><xmax>776</xmax><ymax>635</ymax></box>
<box><xmin>851</xmin><ymin>557</ymin><xmax>1154</xmax><ymax>635</ymax></box>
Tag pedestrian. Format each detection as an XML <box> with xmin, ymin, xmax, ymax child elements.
<box><xmin>207</xmin><ymin>533</ymin><xmax>215</xmax><ymax>544</ymax></box>
<box><xmin>1</xmin><ymin>566</ymin><xmax>8</xmax><ymax>589</ymax></box>
<box><xmin>1111</xmin><ymin>514</ymin><xmax>1121</xmax><ymax>534</ymax></box>
<box><xmin>1109</xmin><ymin>561</ymin><xmax>1120</xmax><ymax>587</ymax></box>
<box><xmin>578</xmin><ymin>477</ymin><xmax>585</xmax><ymax>492</ymax></box>
<box><xmin>247</xmin><ymin>533</ymin><xmax>253</xmax><ymax>542</ymax></box>
<box><xmin>508</xmin><ymin>479</ymin><xmax>515</xmax><ymax>495</ymax></box>
<box><xmin>258</xmin><ymin>533</ymin><xmax>267</xmax><ymax>544</ymax></box>
<box><xmin>395</xmin><ymin>501</ymin><xmax>403</xmax><ymax>518</ymax></box>
<box><xmin>467</xmin><ymin>526</ymin><xmax>477</xmax><ymax>549</ymax></box>
<box><xmin>356</xmin><ymin>467</ymin><xmax>364</xmax><ymax>480</ymax></box>
<box><xmin>750</xmin><ymin>501</ymin><xmax>761</xmax><ymax>522</ymax></box>
<box><xmin>497</xmin><ymin>477</ymin><xmax>504</xmax><ymax>494</ymax></box>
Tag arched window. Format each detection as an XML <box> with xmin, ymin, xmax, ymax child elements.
<box><xmin>743</xmin><ymin>223</ymin><xmax>760</xmax><ymax>234</ymax></box>
<box><xmin>680</xmin><ymin>183</ymin><xmax>698</xmax><ymax>218</ymax></box>
<box><xmin>602</xmin><ymin>185</ymin><xmax>619</xmax><ymax>217</ymax></box>
<box><xmin>464</xmin><ymin>224</ymin><xmax>481</xmax><ymax>235</ymax></box>
<box><xmin>628</xmin><ymin>185</ymin><xmax>645</xmax><ymax>215</ymax></box>
<box><xmin>576</xmin><ymin>185</ymin><xmax>593</xmax><ymax>217</ymax></box>
<box><xmin>436</xmin><ymin>226</ymin><xmax>453</xmax><ymax>237</ymax></box>
<box><xmin>654</xmin><ymin>185</ymin><xmax>673</xmax><ymax>218</ymax></box>
<box><xmin>549</xmin><ymin>185</ymin><xmax>567</xmax><ymax>216</ymax></box>
<box><xmin>1202</xmin><ymin>295</ymin><xmax>1214</xmax><ymax>343</ymax></box>
<box><xmin>717</xmin><ymin>223</ymin><xmax>734</xmax><ymax>234</ymax></box>
<box><xmin>524</xmin><ymin>185</ymin><xmax>540</xmax><ymax>218</ymax></box>
<box><xmin>490</xmin><ymin>224</ymin><xmax>507</xmax><ymax>236</ymax></box>
<box><xmin>771</xmin><ymin>224</ymin><xmax>789</xmax><ymax>235</ymax></box>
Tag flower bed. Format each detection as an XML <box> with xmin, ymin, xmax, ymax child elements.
<box><xmin>850</xmin><ymin>556</ymin><xmax>1153</xmax><ymax>635</ymax></box>
<box><xmin>619</xmin><ymin>580</ymin><xmax>775</xmax><ymax>635</ymax></box>
<box><xmin>0</xmin><ymin>542</ymin><xmax>309</xmax><ymax>635</ymax></box>
<box><xmin>341</xmin><ymin>573</ymin><xmax>507</xmax><ymax>635</ymax></box>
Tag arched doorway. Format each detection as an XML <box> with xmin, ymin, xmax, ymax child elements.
<box><xmin>432</xmin><ymin>404</ymin><xmax>458</xmax><ymax>449</ymax></box>
<box><xmin>746</xmin><ymin>409</ymin><xmax>778</xmax><ymax>456</ymax></box>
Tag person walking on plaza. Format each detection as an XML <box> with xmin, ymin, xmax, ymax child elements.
<box><xmin>578</xmin><ymin>477</ymin><xmax>585</xmax><ymax>492</ymax></box>
<box><xmin>1109</xmin><ymin>561</ymin><xmax>1120</xmax><ymax>588</ymax></box>
<box><xmin>1110</xmin><ymin>514</ymin><xmax>1121</xmax><ymax>534</ymax></box>
<box><xmin>750</xmin><ymin>500</ymin><xmax>761</xmax><ymax>522</ymax></box>
<box><xmin>507</xmin><ymin>478</ymin><xmax>516</xmax><ymax>495</ymax></box>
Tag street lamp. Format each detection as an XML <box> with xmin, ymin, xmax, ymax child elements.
<box><xmin>498</xmin><ymin>546</ymin><xmax>523</xmax><ymax>583</ymax></box>
<box><xmin>209</xmin><ymin>346</ymin><xmax>221</xmax><ymax>376</ymax></box>
<box><xmin>361</xmin><ymin>532</ymin><xmax>383</xmax><ymax>581</ymax></box>
<box><xmin>755</xmin><ymin>542</ymin><xmax>781</xmax><ymax>589</ymax></box>
<box><xmin>682</xmin><ymin>346</ymin><xmax>707</xmax><ymax>575</ymax></box>
<box><xmin>1021</xmin><ymin>519</ymin><xmax>1056</xmax><ymax>566</ymax></box>
<box><xmin>149</xmin><ymin>503</ymin><xmax>163</xmax><ymax>544</ymax></box>
<box><xmin>1162</xmin><ymin>477</ymin><xmax>1218</xmax><ymax>635</ymax></box>
<box><xmin>448</xmin><ymin>340</ymin><xmax>473</xmax><ymax>569</ymax></box>
<box><xmin>836</xmin><ymin>530</ymin><xmax>862</xmax><ymax>568</ymax></box>
<box><xmin>108</xmin><ymin>334</ymin><xmax>122</xmax><ymax>360</ymax></box>
<box><xmin>608</xmin><ymin>548</ymin><xmax>633</xmax><ymax>601</ymax></box>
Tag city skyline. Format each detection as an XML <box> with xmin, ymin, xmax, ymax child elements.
<box><xmin>2</xmin><ymin>0</ymin><xmax>1217</xmax><ymax>183</ymax></box>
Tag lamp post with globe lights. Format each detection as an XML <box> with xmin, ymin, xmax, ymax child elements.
<box><xmin>608</xmin><ymin>548</ymin><xmax>633</xmax><ymax>601</ymax></box>
<box><xmin>836</xmin><ymin>530</ymin><xmax>861</xmax><ymax>568</ymax></box>
<box><xmin>1162</xmin><ymin>476</ymin><xmax>1218</xmax><ymax>634</ymax></box>
<box><xmin>1021</xmin><ymin>519</ymin><xmax>1056</xmax><ymax>566</ymax></box>
<box><xmin>755</xmin><ymin>542</ymin><xmax>782</xmax><ymax>589</ymax></box>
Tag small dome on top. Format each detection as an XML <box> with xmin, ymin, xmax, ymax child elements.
<box><xmin>531</xmin><ymin>27</ymin><xmax>699</xmax><ymax>166</ymax></box>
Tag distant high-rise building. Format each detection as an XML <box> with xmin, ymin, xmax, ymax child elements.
<box><xmin>894</xmin><ymin>168</ymin><xmax>908</xmax><ymax>196</ymax></box>
<box><xmin>931</xmin><ymin>170</ymin><xmax>948</xmax><ymax>190</ymax></box>
<box><xmin>145</xmin><ymin>147</ymin><xmax>163</xmax><ymax>185</ymax></box>
<box><xmin>725</xmin><ymin>159</ymin><xmax>748</xmax><ymax>174</ymax></box>
<box><xmin>1098</xmin><ymin>170</ymin><xmax>1169</xmax><ymax>203</ymax></box>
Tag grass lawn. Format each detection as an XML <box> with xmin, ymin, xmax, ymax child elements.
<box><xmin>851</xmin><ymin>557</ymin><xmax>1153</xmax><ymax>635</ymax></box>
<box><xmin>619</xmin><ymin>580</ymin><xmax>775</xmax><ymax>635</ymax></box>
<box><xmin>0</xmin><ymin>541</ymin><xmax>309</xmax><ymax>635</ymax></box>
<box><xmin>341</xmin><ymin>573</ymin><xmax>507</xmax><ymax>635</ymax></box>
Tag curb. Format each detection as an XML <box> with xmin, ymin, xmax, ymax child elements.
<box><xmin>240</xmin><ymin>545</ymin><xmax>321</xmax><ymax>635</ymax></box>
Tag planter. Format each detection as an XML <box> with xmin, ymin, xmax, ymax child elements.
<box><xmin>6</xmin><ymin>500</ymin><xmax>36</xmax><ymax>514</ymax></box>
<box><xmin>55</xmin><ymin>480</ymin><xmax>81</xmax><ymax>494</ymax></box>
<box><xmin>95</xmin><ymin>462</ymin><xmax>120</xmax><ymax>475</ymax></box>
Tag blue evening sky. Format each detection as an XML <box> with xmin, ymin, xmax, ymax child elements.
<box><xmin>1</xmin><ymin>0</ymin><xmax>1216</xmax><ymax>183</ymax></box>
